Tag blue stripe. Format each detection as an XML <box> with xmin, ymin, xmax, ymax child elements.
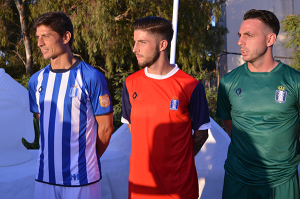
<box><xmin>62</xmin><ymin>72</ymin><xmax>73</xmax><ymax>185</ymax></box>
<box><xmin>37</xmin><ymin>68</ymin><xmax>49</xmax><ymax>181</ymax></box>
<box><xmin>48</xmin><ymin>73</ymin><xmax>62</xmax><ymax>184</ymax></box>
<box><xmin>79</xmin><ymin>85</ymin><xmax>88</xmax><ymax>185</ymax></box>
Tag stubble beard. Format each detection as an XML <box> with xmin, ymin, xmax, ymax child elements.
<box><xmin>138</xmin><ymin>46</ymin><xmax>160</xmax><ymax>67</ymax></box>
<box><xmin>244</xmin><ymin>47</ymin><xmax>268</xmax><ymax>65</ymax></box>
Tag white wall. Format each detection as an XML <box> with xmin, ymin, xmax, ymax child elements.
<box><xmin>221</xmin><ymin>0</ymin><xmax>300</xmax><ymax>73</ymax></box>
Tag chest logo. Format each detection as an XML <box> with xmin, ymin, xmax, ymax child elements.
<box><xmin>132</xmin><ymin>92</ymin><xmax>138</xmax><ymax>100</ymax></box>
<box><xmin>38</xmin><ymin>86</ymin><xmax>43</xmax><ymax>93</ymax></box>
<box><xmin>99</xmin><ymin>94</ymin><xmax>111</xmax><ymax>108</ymax></box>
<box><xmin>236</xmin><ymin>87</ymin><xmax>242</xmax><ymax>96</ymax></box>
<box><xmin>69</xmin><ymin>84</ymin><xmax>78</xmax><ymax>98</ymax></box>
<box><xmin>275</xmin><ymin>85</ymin><xmax>287</xmax><ymax>103</ymax></box>
<box><xmin>170</xmin><ymin>97</ymin><xmax>179</xmax><ymax>111</ymax></box>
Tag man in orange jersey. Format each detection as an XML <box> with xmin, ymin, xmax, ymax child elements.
<box><xmin>121</xmin><ymin>16</ymin><xmax>211</xmax><ymax>199</ymax></box>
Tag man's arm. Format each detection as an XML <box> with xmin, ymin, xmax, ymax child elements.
<box><xmin>193</xmin><ymin>130</ymin><xmax>209</xmax><ymax>156</ymax></box>
<box><xmin>127</xmin><ymin>124</ymin><xmax>131</xmax><ymax>132</ymax></box>
<box><xmin>222</xmin><ymin>120</ymin><xmax>232</xmax><ymax>137</ymax></box>
<box><xmin>95</xmin><ymin>113</ymin><xmax>114</xmax><ymax>158</ymax></box>
<box><xmin>35</xmin><ymin>113</ymin><xmax>40</xmax><ymax>121</ymax></box>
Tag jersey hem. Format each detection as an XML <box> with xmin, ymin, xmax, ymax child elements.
<box><xmin>94</xmin><ymin>111</ymin><xmax>113</xmax><ymax>116</ymax></box>
<box><xmin>35</xmin><ymin>178</ymin><xmax>101</xmax><ymax>187</ymax></box>
<box><xmin>225</xmin><ymin>170</ymin><xmax>298</xmax><ymax>189</ymax></box>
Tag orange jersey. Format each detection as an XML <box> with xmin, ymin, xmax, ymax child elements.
<box><xmin>122</xmin><ymin>66</ymin><xmax>210</xmax><ymax>199</ymax></box>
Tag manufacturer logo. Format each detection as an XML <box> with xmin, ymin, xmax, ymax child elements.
<box><xmin>170</xmin><ymin>97</ymin><xmax>179</xmax><ymax>111</ymax></box>
<box><xmin>38</xmin><ymin>86</ymin><xmax>43</xmax><ymax>93</ymax></box>
<box><xmin>275</xmin><ymin>85</ymin><xmax>287</xmax><ymax>103</ymax></box>
<box><xmin>236</xmin><ymin>87</ymin><xmax>242</xmax><ymax>96</ymax></box>
<box><xmin>132</xmin><ymin>92</ymin><xmax>138</xmax><ymax>100</ymax></box>
<box><xmin>99</xmin><ymin>94</ymin><xmax>111</xmax><ymax>107</ymax></box>
<box><xmin>69</xmin><ymin>84</ymin><xmax>78</xmax><ymax>98</ymax></box>
<box><xmin>70</xmin><ymin>173</ymin><xmax>79</xmax><ymax>181</ymax></box>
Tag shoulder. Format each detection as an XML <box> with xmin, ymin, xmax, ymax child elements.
<box><xmin>125</xmin><ymin>68</ymin><xmax>145</xmax><ymax>83</ymax></box>
<box><xmin>29</xmin><ymin>66</ymin><xmax>48</xmax><ymax>86</ymax></box>
<box><xmin>281</xmin><ymin>63</ymin><xmax>300</xmax><ymax>75</ymax></box>
<box><xmin>222</xmin><ymin>64</ymin><xmax>245</xmax><ymax>80</ymax></box>
<box><xmin>78</xmin><ymin>61</ymin><xmax>106</xmax><ymax>82</ymax></box>
<box><xmin>220</xmin><ymin>63</ymin><xmax>245</xmax><ymax>86</ymax></box>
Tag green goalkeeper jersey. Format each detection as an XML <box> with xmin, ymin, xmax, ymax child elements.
<box><xmin>217</xmin><ymin>61</ymin><xmax>300</xmax><ymax>188</ymax></box>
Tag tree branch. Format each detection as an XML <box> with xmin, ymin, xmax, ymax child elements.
<box><xmin>115</xmin><ymin>8</ymin><xmax>131</xmax><ymax>21</ymax></box>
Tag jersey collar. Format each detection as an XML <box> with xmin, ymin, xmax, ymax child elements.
<box><xmin>144</xmin><ymin>64</ymin><xmax>179</xmax><ymax>79</ymax></box>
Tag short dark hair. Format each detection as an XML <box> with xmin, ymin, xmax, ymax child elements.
<box><xmin>133</xmin><ymin>16</ymin><xmax>174</xmax><ymax>46</ymax></box>
<box><xmin>33</xmin><ymin>11</ymin><xmax>74</xmax><ymax>47</ymax></box>
<box><xmin>243</xmin><ymin>9</ymin><xmax>280</xmax><ymax>36</ymax></box>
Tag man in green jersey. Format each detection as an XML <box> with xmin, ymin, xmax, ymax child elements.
<box><xmin>217</xmin><ymin>9</ymin><xmax>300</xmax><ymax>199</ymax></box>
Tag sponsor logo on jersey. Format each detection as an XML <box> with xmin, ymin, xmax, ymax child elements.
<box><xmin>132</xmin><ymin>92</ymin><xmax>138</xmax><ymax>100</ymax></box>
<box><xmin>38</xmin><ymin>86</ymin><xmax>43</xmax><ymax>93</ymax></box>
<box><xmin>275</xmin><ymin>85</ymin><xmax>287</xmax><ymax>103</ymax></box>
<box><xmin>170</xmin><ymin>97</ymin><xmax>179</xmax><ymax>111</ymax></box>
<box><xmin>69</xmin><ymin>84</ymin><xmax>78</xmax><ymax>98</ymax></box>
<box><xmin>99</xmin><ymin>94</ymin><xmax>111</xmax><ymax>107</ymax></box>
<box><xmin>236</xmin><ymin>87</ymin><xmax>242</xmax><ymax>96</ymax></box>
<box><xmin>70</xmin><ymin>173</ymin><xmax>79</xmax><ymax>181</ymax></box>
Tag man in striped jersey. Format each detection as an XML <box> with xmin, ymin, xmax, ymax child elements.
<box><xmin>28</xmin><ymin>11</ymin><xmax>114</xmax><ymax>199</ymax></box>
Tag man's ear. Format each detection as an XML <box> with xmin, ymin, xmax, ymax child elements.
<box><xmin>63</xmin><ymin>31</ymin><xmax>72</xmax><ymax>45</ymax></box>
<box><xmin>267</xmin><ymin>33</ymin><xmax>277</xmax><ymax>47</ymax></box>
<box><xmin>159</xmin><ymin>39</ymin><xmax>169</xmax><ymax>52</ymax></box>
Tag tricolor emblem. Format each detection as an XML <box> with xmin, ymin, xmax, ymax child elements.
<box><xmin>275</xmin><ymin>85</ymin><xmax>287</xmax><ymax>103</ymax></box>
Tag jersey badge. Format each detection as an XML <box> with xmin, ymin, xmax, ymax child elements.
<box><xmin>69</xmin><ymin>84</ymin><xmax>78</xmax><ymax>98</ymax></box>
<box><xmin>236</xmin><ymin>87</ymin><xmax>242</xmax><ymax>96</ymax></box>
<box><xmin>275</xmin><ymin>85</ymin><xmax>287</xmax><ymax>103</ymax></box>
<box><xmin>38</xmin><ymin>86</ymin><xmax>43</xmax><ymax>93</ymax></box>
<box><xmin>170</xmin><ymin>97</ymin><xmax>179</xmax><ymax>111</ymax></box>
<box><xmin>99</xmin><ymin>94</ymin><xmax>111</xmax><ymax>107</ymax></box>
<box><xmin>132</xmin><ymin>92</ymin><xmax>138</xmax><ymax>100</ymax></box>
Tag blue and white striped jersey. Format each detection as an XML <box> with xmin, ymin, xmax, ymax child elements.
<box><xmin>28</xmin><ymin>60</ymin><xmax>113</xmax><ymax>186</ymax></box>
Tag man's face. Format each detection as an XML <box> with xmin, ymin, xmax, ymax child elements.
<box><xmin>36</xmin><ymin>25</ymin><xmax>66</xmax><ymax>60</ymax></box>
<box><xmin>133</xmin><ymin>30</ymin><xmax>160</xmax><ymax>67</ymax></box>
<box><xmin>238</xmin><ymin>19</ymin><xmax>269</xmax><ymax>64</ymax></box>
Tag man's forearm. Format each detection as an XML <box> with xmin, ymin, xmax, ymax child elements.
<box><xmin>193</xmin><ymin>130</ymin><xmax>209</xmax><ymax>156</ymax></box>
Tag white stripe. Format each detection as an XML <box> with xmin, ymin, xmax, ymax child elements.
<box><xmin>54</xmin><ymin>71</ymin><xmax>70</xmax><ymax>184</ymax></box>
<box><xmin>35</xmin><ymin>69</ymin><xmax>45</xmax><ymax>179</ymax></box>
<box><xmin>70</xmin><ymin>69</ymin><xmax>81</xmax><ymax>185</ymax></box>
<box><xmin>42</xmin><ymin>71</ymin><xmax>56</xmax><ymax>182</ymax></box>
<box><xmin>36</xmin><ymin>69</ymin><xmax>45</xmax><ymax>114</ymax></box>
<box><xmin>85</xmin><ymin>98</ymin><xmax>99</xmax><ymax>183</ymax></box>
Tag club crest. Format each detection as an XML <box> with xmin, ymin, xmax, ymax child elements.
<box><xmin>275</xmin><ymin>85</ymin><xmax>287</xmax><ymax>103</ymax></box>
<box><xmin>170</xmin><ymin>97</ymin><xmax>179</xmax><ymax>111</ymax></box>
<box><xmin>69</xmin><ymin>84</ymin><xmax>78</xmax><ymax>98</ymax></box>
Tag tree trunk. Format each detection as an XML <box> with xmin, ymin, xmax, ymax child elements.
<box><xmin>14</xmin><ymin>0</ymin><xmax>33</xmax><ymax>76</ymax></box>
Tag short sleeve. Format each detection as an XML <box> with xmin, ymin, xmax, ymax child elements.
<box><xmin>189</xmin><ymin>82</ymin><xmax>211</xmax><ymax>130</ymax></box>
<box><xmin>86</xmin><ymin>70</ymin><xmax>113</xmax><ymax>115</ymax></box>
<box><xmin>121</xmin><ymin>81</ymin><xmax>131</xmax><ymax>124</ymax></box>
<box><xmin>216</xmin><ymin>77</ymin><xmax>232</xmax><ymax>120</ymax></box>
<box><xmin>28</xmin><ymin>76</ymin><xmax>39</xmax><ymax>114</ymax></box>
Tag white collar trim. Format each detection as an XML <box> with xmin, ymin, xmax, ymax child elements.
<box><xmin>144</xmin><ymin>64</ymin><xmax>179</xmax><ymax>79</ymax></box>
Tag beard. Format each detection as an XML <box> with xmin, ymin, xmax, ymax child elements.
<box><xmin>243</xmin><ymin>46</ymin><xmax>267</xmax><ymax>64</ymax></box>
<box><xmin>137</xmin><ymin>45</ymin><xmax>160</xmax><ymax>67</ymax></box>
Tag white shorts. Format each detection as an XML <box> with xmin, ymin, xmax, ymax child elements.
<box><xmin>34</xmin><ymin>181</ymin><xmax>101</xmax><ymax>199</ymax></box>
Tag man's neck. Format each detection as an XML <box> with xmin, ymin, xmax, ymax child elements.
<box><xmin>50</xmin><ymin>52</ymin><xmax>76</xmax><ymax>70</ymax></box>
<box><xmin>248</xmin><ymin>58</ymin><xmax>278</xmax><ymax>72</ymax></box>
<box><xmin>146</xmin><ymin>55</ymin><xmax>175</xmax><ymax>75</ymax></box>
